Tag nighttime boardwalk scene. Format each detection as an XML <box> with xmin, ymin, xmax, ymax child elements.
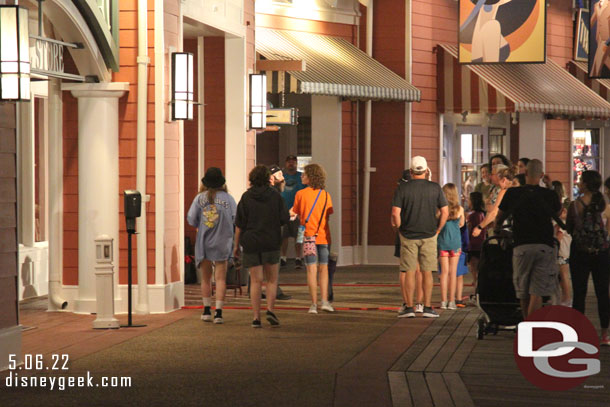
<box><xmin>2</xmin><ymin>266</ymin><xmax>609</xmax><ymax>406</ymax></box>
<box><xmin>2</xmin><ymin>0</ymin><xmax>610</xmax><ymax>406</ymax></box>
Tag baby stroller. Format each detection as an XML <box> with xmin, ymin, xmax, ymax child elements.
<box><xmin>475</xmin><ymin>230</ymin><xmax>522</xmax><ymax>339</ymax></box>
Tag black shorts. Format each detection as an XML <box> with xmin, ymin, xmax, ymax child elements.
<box><xmin>282</xmin><ymin>218</ymin><xmax>300</xmax><ymax>239</ymax></box>
<box><xmin>394</xmin><ymin>233</ymin><xmax>401</xmax><ymax>258</ymax></box>
<box><xmin>467</xmin><ymin>251</ymin><xmax>480</xmax><ymax>263</ymax></box>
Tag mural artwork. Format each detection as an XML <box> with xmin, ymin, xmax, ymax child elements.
<box><xmin>590</xmin><ymin>0</ymin><xmax>610</xmax><ymax>78</ymax></box>
<box><xmin>458</xmin><ymin>0</ymin><xmax>547</xmax><ymax>64</ymax></box>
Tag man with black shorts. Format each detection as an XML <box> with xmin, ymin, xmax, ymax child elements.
<box><xmin>495</xmin><ymin>159</ymin><xmax>561</xmax><ymax>318</ymax></box>
<box><xmin>280</xmin><ymin>155</ymin><xmax>306</xmax><ymax>269</ymax></box>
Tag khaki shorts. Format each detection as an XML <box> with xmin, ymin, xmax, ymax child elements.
<box><xmin>512</xmin><ymin>244</ymin><xmax>558</xmax><ymax>299</ymax></box>
<box><xmin>399</xmin><ymin>234</ymin><xmax>438</xmax><ymax>272</ymax></box>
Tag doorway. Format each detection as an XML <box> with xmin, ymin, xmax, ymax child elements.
<box><xmin>455</xmin><ymin>126</ymin><xmax>487</xmax><ymax>208</ymax></box>
<box><xmin>454</xmin><ymin>125</ymin><xmax>508</xmax><ymax>208</ymax></box>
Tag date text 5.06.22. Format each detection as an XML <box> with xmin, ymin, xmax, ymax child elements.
<box><xmin>8</xmin><ymin>354</ymin><xmax>69</xmax><ymax>371</ymax></box>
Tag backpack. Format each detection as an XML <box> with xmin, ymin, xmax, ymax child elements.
<box><xmin>572</xmin><ymin>198</ymin><xmax>609</xmax><ymax>253</ymax></box>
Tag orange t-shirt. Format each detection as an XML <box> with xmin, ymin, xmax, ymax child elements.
<box><xmin>292</xmin><ymin>187</ymin><xmax>333</xmax><ymax>245</ymax></box>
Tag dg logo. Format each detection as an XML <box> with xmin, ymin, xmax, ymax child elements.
<box><xmin>514</xmin><ymin>305</ymin><xmax>601</xmax><ymax>391</ymax></box>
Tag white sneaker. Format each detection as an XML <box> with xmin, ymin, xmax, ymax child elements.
<box><xmin>321</xmin><ymin>301</ymin><xmax>335</xmax><ymax>312</ymax></box>
<box><xmin>415</xmin><ymin>303</ymin><xmax>424</xmax><ymax>313</ymax></box>
<box><xmin>447</xmin><ymin>301</ymin><xmax>457</xmax><ymax>310</ymax></box>
<box><xmin>308</xmin><ymin>304</ymin><xmax>318</xmax><ymax>314</ymax></box>
<box><xmin>440</xmin><ymin>301</ymin><xmax>448</xmax><ymax>310</ymax></box>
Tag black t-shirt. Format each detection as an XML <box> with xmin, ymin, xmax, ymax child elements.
<box><xmin>392</xmin><ymin>179</ymin><xmax>448</xmax><ymax>239</ymax></box>
<box><xmin>498</xmin><ymin>185</ymin><xmax>561</xmax><ymax>247</ymax></box>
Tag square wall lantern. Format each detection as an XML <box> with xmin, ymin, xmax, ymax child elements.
<box><xmin>249</xmin><ymin>73</ymin><xmax>267</xmax><ymax>129</ymax></box>
<box><xmin>171</xmin><ymin>52</ymin><xmax>194</xmax><ymax>120</ymax></box>
<box><xmin>0</xmin><ymin>6</ymin><xmax>30</xmax><ymax>101</ymax></box>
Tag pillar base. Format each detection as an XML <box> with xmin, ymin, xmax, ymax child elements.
<box><xmin>93</xmin><ymin>319</ymin><xmax>120</xmax><ymax>329</ymax></box>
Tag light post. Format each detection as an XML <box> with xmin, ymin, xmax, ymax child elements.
<box><xmin>0</xmin><ymin>5</ymin><xmax>30</xmax><ymax>101</ymax></box>
<box><xmin>171</xmin><ymin>52</ymin><xmax>194</xmax><ymax>120</ymax></box>
<box><xmin>249</xmin><ymin>73</ymin><xmax>267</xmax><ymax>129</ymax></box>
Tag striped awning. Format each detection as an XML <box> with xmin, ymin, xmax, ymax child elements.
<box><xmin>568</xmin><ymin>60</ymin><xmax>610</xmax><ymax>103</ymax></box>
<box><xmin>437</xmin><ymin>44</ymin><xmax>610</xmax><ymax>118</ymax></box>
<box><xmin>256</xmin><ymin>29</ymin><xmax>420</xmax><ymax>102</ymax></box>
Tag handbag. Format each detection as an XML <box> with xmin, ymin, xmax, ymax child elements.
<box><xmin>296</xmin><ymin>189</ymin><xmax>322</xmax><ymax>244</ymax></box>
<box><xmin>303</xmin><ymin>192</ymin><xmax>328</xmax><ymax>257</ymax></box>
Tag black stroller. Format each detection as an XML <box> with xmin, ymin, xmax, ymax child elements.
<box><xmin>475</xmin><ymin>231</ymin><xmax>522</xmax><ymax>339</ymax></box>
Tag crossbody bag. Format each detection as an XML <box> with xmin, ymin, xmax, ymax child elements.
<box><xmin>302</xmin><ymin>191</ymin><xmax>328</xmax><ymax>257</ymax></box>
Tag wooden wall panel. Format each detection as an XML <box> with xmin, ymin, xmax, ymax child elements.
<box><xmin>0</xmin><ymin>103</ymin><xmax>18</xmax><ymax>329</ymax></box>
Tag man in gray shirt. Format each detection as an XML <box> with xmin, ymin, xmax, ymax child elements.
<box><xmin>391</xmin><ymin>156</ymin><xmax>448</xmax><ymax>318</ymax></box>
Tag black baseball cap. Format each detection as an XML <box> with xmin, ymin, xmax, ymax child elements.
<box><xmin>269</xmin><ymin>165</ymin><xmax>282</xmax><ymax>175</ymax></box>
<box><xmin>285</xmin><ymin>154</ymin><xmax>297</xmax><ymax>161</ymax></box>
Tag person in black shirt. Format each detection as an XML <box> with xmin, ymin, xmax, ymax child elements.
<box><xmin>234</xmin><ymin>165</ymin><xmax>289</xmax><ymax>327</ymax></box>
<box><xmin>495</xmin><ymin>159</ymin><xmax>561</xmax><ymax>318</ymax></box>
<box><xmin>391</xmin><ymin>156</ymin><xmax>448</xmax><ymax>318</ymax></box>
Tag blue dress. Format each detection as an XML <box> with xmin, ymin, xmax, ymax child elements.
<box><xmin>187</xmin><ymin>190</ymin><xmax>237</xmax><ymax>266</ymax></box>
<box><xmin>438</xmin><ymin>218</ymin><xmax>462</xmax><ymax>251</ymax></box>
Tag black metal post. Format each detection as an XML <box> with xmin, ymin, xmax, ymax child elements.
<box><xmin>121</xmin><ymin>228</ymin><xmax>145</xmax><ymax>328</ymax></box>
<box><xmin>127</xmin><ymin>231</ymin><xmax>132</xmax><ymax>326</ymax></box>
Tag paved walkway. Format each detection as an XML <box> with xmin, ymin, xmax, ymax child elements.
<box><xmin>1</xmin><ymin>264</ymin><xmax>608</xmax><ymax>406</ymax></box>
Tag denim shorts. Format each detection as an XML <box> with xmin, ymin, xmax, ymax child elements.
<box><xmin>304</xmin><ymin>244</ymin><xmax>329</xmax><ymax>265</ymax></box>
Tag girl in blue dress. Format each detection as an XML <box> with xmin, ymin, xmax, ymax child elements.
<box><xmin>438</xmin><ymin>183</ymin><xmax>465</xmax><ymax>310</ymax></box>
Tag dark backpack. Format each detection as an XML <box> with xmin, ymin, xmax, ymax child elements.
<box><xmin>572</xmin><ymin>199</ymin><xmax>609</xmax><ymax>253</ymax></box>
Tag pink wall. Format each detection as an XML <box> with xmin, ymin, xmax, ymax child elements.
<box><xmin>545</xmin><ymin>0</ymin><xmax>573</xmax><ymax>186</ymax></box>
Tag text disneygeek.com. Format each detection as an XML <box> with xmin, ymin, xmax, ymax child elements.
<box><xmin>4</xmin><ymin>354</ymin><xmax>132</xmax><ymax>391</ymax></box>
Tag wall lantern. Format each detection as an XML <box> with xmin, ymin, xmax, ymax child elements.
<box><xmin>0</xmin><ymin>5</ymin><xmax>30</xmax><ymax>101</ymax></box>
<box><xmin>249</xmin><ymin>73</ymin><xmax>267</xmax><ymax>129</ymax></box>
<box><xmin>171</xmin><ymin>52</ymin><xmax>194</xmax><ymax>120</ymax></box>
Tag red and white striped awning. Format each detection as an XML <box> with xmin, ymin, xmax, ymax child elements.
<box><xmin>568</xmin><ymin>60</ymin><xmax>610</xmax><ymax>103</ymax></box>
<box><xmin>437</xmin><ymin>44</ymin><xmax>610</xmax><ymax>119</ymax></box>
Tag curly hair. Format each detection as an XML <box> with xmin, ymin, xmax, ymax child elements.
<box><xmin>249</xmin><ymin>164</ymin><xmax>271</xmax><ymax>188</ymax></box>
<box><xmin>304</xmin><ymin>163</ymin><xmax>326</xmax><ymax>189</ymax></box>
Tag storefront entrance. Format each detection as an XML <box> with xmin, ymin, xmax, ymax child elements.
<box><xmin>444</xmin><ymin>123</ymin><xmax>508</xmax><ymax>208</ymax></box>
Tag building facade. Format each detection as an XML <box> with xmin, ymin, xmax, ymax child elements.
<box><xmin>3</xmin><ymin>0</ymin><xmax>610</xmax><ymax>371</ymax></box>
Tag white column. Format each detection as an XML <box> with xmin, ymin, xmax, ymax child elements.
<box><xmin>48</xmin><ymin>78</ymin><xmax>67</xmax><ymax>311</ymax></box>
<box><xmin>519</xmin><ymin>113</ymin><xmax>546</xmax><ymax>165</ymax></box>
<box><xmin>224</xmin><ymin>36</ymin><xmax>247</xmax><ymax>196</ymax></box>
<box><xmin>198</xmin><ymin>36</ymin><xmax>206</xmax><ymax>179</ymax></box>
<box><xmin>311</xmin><ymin>96</ymin><xmax>342</xmax><ymax>261</ymax></box>
<box><xmin>17</xmin><ymin>101</ymin><xmax>35</xmax><ymax>247</ymax></box>
<box><xmin>62</xmin><ymin>83</ymin><xmax>129</xmax><ymax>313</ymax></box>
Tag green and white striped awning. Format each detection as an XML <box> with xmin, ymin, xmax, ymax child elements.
<box><xmin>256</xmin><ymin>29</ymin><xmax>420</xmax><ymax>102</ymax></box>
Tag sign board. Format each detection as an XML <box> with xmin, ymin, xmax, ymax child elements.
<box><xmin>29</xmin><ymin>36</ymin><xmax>85</xmax><ymax>81</ymax></box>
<box><xmin>266</xmin><ymin>108</ymin><xmax>298</xmax><ymax>125</ymax></box>
<box><xmin>575</xmin><ymin>9</ymin><xmax>590</xmax><ymax>62</ymax></box>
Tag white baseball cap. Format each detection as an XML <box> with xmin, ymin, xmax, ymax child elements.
<box><xmin>411</xmin><ymin>156</ymin><xmax>428</xmax><ymax>173</ymax></box>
